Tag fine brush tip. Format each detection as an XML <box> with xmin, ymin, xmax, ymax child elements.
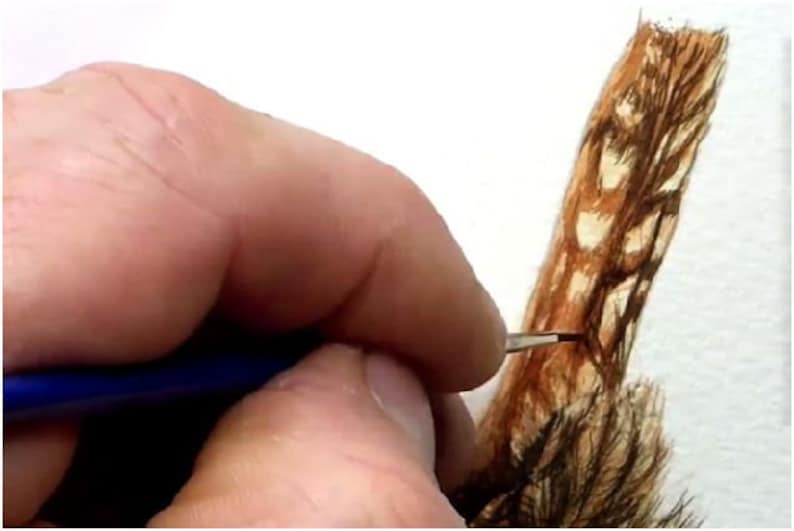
<box><xmin>504</xmin><ymin>332</ymin><xmax>583</xmax><ymax>353</ymax></box>
<box><xmin>555</xmin><ymin>332</ymin><xmax>583</xmax><ymax>342</ymax></box>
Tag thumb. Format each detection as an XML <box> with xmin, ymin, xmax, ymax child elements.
<box><xmin>149</xmin><ymin>345</ymin><xmax>465</xmax><ymax>527</ymax></box>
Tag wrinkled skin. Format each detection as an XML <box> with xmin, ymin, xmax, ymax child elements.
<box><xmin>3</xmin><ymin>63</ymin><xmax>507</xmax><ymax>527</ymax></box>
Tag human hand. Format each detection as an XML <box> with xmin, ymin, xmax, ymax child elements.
<box><xmin>3</xmin><ymin>63</ymin><xmax>506</xmax><ymax>527</ymax></box>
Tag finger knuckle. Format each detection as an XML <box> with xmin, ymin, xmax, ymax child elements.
<box><xmin>88</xmin><ymin>63</ymin><xmax>214</xmax><ymax>145</ymax></box>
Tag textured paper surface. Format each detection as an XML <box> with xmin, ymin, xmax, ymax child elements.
<box><xmin>4</xmin><ymin>0</ymin><xmax>790</xmax><ymax>526</ymax></box>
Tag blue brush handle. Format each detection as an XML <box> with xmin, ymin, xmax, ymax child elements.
<box><xmin>4</xmin><ymin>333</ymin><xmax>321</xmax><ymax>423</ymax></box>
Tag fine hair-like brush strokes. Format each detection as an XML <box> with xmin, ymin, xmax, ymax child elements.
<box><xmin>453</xmin><ymin>21</ymin><xmax>727</xmax><ymax>527</ymax></box>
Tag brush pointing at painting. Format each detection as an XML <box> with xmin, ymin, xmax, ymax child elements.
<box><xmin>4</xmin><ymin>18</ymin><xmax>726</xmax><ymax>531</ymax></box>
<box><xmin>4</xmin><ymin>333</ymin><xmax>579</xmax><ymax>422</ymax></box>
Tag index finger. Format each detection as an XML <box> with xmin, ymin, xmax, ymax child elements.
<box><xmin>3</xmin><ymin>63</ymin><xmax>506</xmax><ymax>391</ymax></box>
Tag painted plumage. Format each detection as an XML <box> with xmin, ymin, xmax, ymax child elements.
<box><xmin>453</xmin><ymin>21</ymin><xmax>727</xmax><ymax>528</ymax></box>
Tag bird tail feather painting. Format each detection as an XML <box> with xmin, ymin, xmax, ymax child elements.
<box><xmin>452</xmin><ymin>20</ymin><xmax>727</xmax><ymax>527</ymax></box>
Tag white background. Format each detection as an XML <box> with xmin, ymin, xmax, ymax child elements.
<box><xmin>4</xmin><ymin>0</ymin><xmax>790</xmax><ymax>526</ymax></box>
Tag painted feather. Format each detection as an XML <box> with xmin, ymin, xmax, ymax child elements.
<box><xmin>453</xmin><ymin>21</ymin><xmax>727</xmax><ymax>528</ymax></box>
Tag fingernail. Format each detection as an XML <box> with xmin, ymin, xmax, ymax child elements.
<box><xmin>365</xmin><ymin>354</ymin><xmax>436</xmax><ymax>469</ymax></box>
<box><xmin>480</xmin><ymin>283</ymin><xmax>507</xmax><ymax>359</ymax></box>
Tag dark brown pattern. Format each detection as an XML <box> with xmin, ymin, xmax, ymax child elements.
<box><xmin>455</xmin><ymin>384</ymin><xmax>699</xmax><ymax>527</ymax></box>
<box><xmin>453</xmin><ymin>21</ymin><xmax>727</xmax><ymax>527</ymax></box>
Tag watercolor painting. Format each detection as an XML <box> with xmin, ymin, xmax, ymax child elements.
<box><xmin>452</xmin><ymin>20</ymin><xmax>728</xmax><ymax>527</ymax></box>
<box><xmin>4</xmin><ymin>2</ymin><xmax>788</xmax><ymax>527</ymax></box>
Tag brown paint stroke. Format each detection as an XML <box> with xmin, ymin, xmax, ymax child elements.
<box><xmin>454</xmin><ymin>20</ymin><xmax>727</xmax><ymax>527</ymax></box>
